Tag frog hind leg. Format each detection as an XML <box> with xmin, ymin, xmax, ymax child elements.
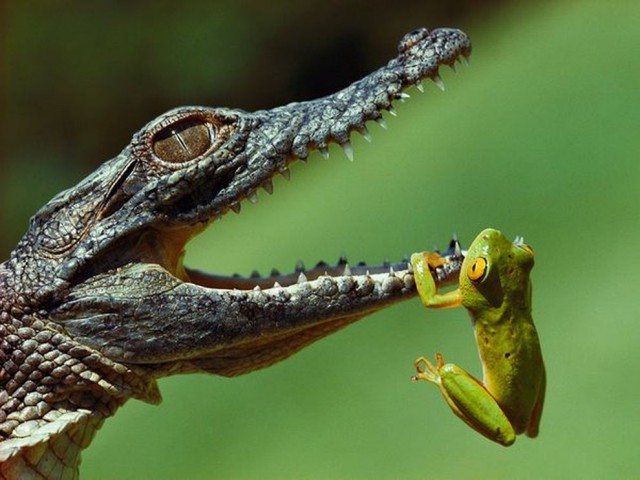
<box><xmin>413</xmin><ymin>354</ymin><xmax>516</xmax><ymax>447</ymax></box>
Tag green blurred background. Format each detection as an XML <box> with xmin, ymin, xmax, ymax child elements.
<box><xmin>2</xmin><ymin>1</ymin><xmax>639</xmax><ymax>478</ymax></box>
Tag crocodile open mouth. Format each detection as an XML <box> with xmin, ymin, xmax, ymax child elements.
<box><xmin>175</xmin><ymin>29</ymin><xmax>471</xmax><ymax>291</ymax></box>
<box><xmin>40</xmin><ymin>27</ymin><xmax>471</xmax><ymax>377</ymax></box>
<box><xmin>89</xmin><ymin>27</ymin><xmax>471</xmax><ymax>296</ymax></box>
<box><xmin>185</xmin><ymin>256</ymin><xmax>418</xmax><ymax>291</ymax></box>
<box><xmin>184</xmin><ymin>243</ymin><xmax>465</xmax><ymax>294</ymax></box>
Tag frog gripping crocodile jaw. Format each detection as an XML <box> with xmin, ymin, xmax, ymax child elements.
<box><xmin>0</xmin><ymin>27</ymin><xmax>470</xmax><ymax>479</ymax></box>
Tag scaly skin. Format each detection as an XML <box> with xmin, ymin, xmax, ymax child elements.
<box><xmin>0</xmin><ymin>27</ymin><xmax>471</xmax><ymax>479</ymax></box>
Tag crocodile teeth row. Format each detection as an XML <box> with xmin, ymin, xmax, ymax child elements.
<box><xmin>272</xmin><ymin>263</ymin><xmax>410</xmax><ymax>289</ymax></box>
<box><xmin>262</xmin><ymin>270</ymin><xmax>412</xmax><ymax>295</ymax></box>
<box><xmin>245</xmin><ymin>258</ymin><xmax>411</xmax><ymax>285</ymax></box>
<box><xmin>291</xmin><ymin>52</ymin><xmax>467</xmax><ymax>165</ymax></box>
<box><xmin>229</xmin><ymin>179</ymin><xmax>276</xmax><ymax>214</ymax></box>
<box><xmin>229</xmin><ymin>50</ymin><xmax>469</xmax><ymax>218</ymax></box>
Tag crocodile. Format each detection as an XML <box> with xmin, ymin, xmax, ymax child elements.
<box><xmin>0</xmin><ymin>27</ymin><xmax>471</xmax><ymax>479</ymax></box>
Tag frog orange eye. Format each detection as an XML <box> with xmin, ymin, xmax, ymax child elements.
<box><xmin>467</xmin><ymin>257</ymin><xmax>487</xmax><ymax>281</ymax></box>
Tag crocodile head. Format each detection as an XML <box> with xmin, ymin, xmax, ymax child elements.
<box><xmin>5</xmin><ymin>28</ymin><xmax>470</xmax><ymax>377</ymax></box>
<box><xmin>0</xmin><ymin>27</ymin><xmax>470</xmax><ymax>478</ymax></box>
<box><xmin>6</xmin><ymin>28</ymin><xmax>472</xmax><ymax>379</ymax></box>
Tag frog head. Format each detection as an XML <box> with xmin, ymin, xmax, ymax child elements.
<box><xmin>460</xmin><ymin>228</ymin><xmax>534</xmax><ymax>312</ymax></box>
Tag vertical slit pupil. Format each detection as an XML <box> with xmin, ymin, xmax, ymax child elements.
<box><xmin>153</xmin><ymin>119</ymin><xmax>213</xmax><ymax>163</ymax></box>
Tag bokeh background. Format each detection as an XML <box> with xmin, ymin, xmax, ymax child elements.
<box><xmin>2</xmin><ymin>1</ymin><xmax>639</xmax><ymax>478</ymax></box>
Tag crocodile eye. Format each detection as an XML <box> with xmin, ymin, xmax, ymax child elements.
<box><xmin>153</xmin><ymin>119</ymin><xmax>214</xmax><ymax>163</ymax></box>
<box><xmin>467</xmin><ymin>257</ymin><xmax>487</xmax><ymax>281</ymax></box>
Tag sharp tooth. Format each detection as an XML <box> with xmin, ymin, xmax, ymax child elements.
<box><xmin>262</xmin><ymin>179</ymin><xmax>274</xmax><ymax>194</ymax></box>
<box><xmin>407</xmin><ymin>262</ymin><xmax>414</xmax><ymax>274</ymax></box>
<box><xmin>280</xmin><ymin>167</ymin><xmax>291</xmax><ymax>180</ymax></box>
<box><xmin>273</xmin><ymin>281</ymin><xmax>282</xmax><ymax>288</ymax></box>
<box><xmin>416</xmin><ymin>81</ymin><xmax>424</xmax><ymax>93</ymax></box>
<box><xmin>248</xmin><ymin>192</ymin><xmax>258</xmax><ymax>204</ymax></box>
<box><xmin>376</xmin><ymin>117</ymin><xmax>388</xmax><ymax>129</ymax></box>
<box><xmin>388</xmin><ymin>106</ymin><xmax>398</xmax><ymax>117</ymax></box>
<box><xmin>343</xmin><ymin>263</ymin><xmax>352</xmax><ymax>276</ymax></box>
<box><xmin>319</xmin><ymin>146</ymin><xmax>330</xmax><ymax>159</ymax></box>
<box><xmin>432</xmin><ymin>74</ymin><xmax>445</xmax><ymax>91</ymax></box>
<box><xmin>230</xmin><ymin>203</ymin><xmax>241</xmax><ymax>213</ymax></box>
<box><xmin>389</xmin><ymin>266</ymin><xmax>395</xmax><ymax>276</ymax></box>
<box><xmin>360</xmin><ymin>126</ymin><xmax>372</xmax><ymax>143</ymax></box>
<box><xmin>341</xmin><ymin>141</ymin><xmax>354</xmax><ymax>161</ymax></box>
<box><xmin>449</xmin><ymin>62</ymin><xmax>457</xmax><ymax>72</ymax></box>
<box><xmin>297</xmin><ymin>272</ymin><xmax>308</xmax><ymax>284</ymax></box>
<box><xmin>454</xmin><ymin>240</ymin><xmax>462</xmax><ymax>257</ymax></box>
<box><xmin>399</xmin><ymin>92</ymin><xmax>411</xmax><ymax>99</ymax></box>
<box><xmin>253</xmin><ymin>285</ymin><xmax>262</xmax><ymax>292</ymax></box>
<box><xmin>460</xmin><ymin>55</ymin><xmax>470</xmax><ymax>66</ymax></box>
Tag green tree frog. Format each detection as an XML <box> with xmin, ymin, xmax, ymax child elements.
<box><xmin>411</xmin><ymin>228</ymin><xmax>545</xmax><ymax>446</ymax></box>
